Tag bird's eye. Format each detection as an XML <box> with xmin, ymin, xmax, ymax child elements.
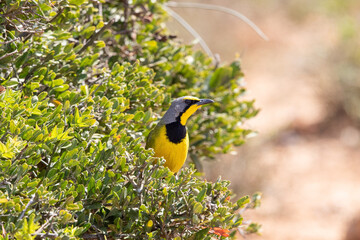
<box><xmin>184</xmin><ymin>99</ymin><xmax>192</xmax><ymax>104</ymax></box>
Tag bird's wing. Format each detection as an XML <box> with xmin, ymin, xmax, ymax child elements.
<box><xmin>145</xmin><ymin>125</ymin><xmax>160</xmax><ymax>149</ymax></box>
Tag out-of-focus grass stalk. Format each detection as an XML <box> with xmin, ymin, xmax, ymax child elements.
<box><xmin>165</xmin><ymin>1</ymin><xmax>269</xmax><ymax>41</ymax></box>
<box><xmin>162</xmin><ymin>5</ymin><xmax>215</xmax><ymax>59</ymax></box>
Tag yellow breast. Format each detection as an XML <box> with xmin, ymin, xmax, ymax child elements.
<box><xmin>151</xmin><ymin>125</ymin><xmax>189</xmax><ymax>173</ymax></box>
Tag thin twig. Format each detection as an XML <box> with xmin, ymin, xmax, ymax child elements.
<box><xmin>13</xmin><ymin>16</ymin><xmax>29</xmax><ymax>27</ymax></box>
<box><xmin>33</xmin><ymin>214</ymin><xmax>56</xmax><ymax>236</ymax></box>
<box><xmin>15</xmin><ymin>144</ymin><xmax>28</xmax><ymax>161</ymax></box>
<box><xmin>29</xmin><ymin>8</ymin><xmax>48</xmax><ymax>20</ymax></box>
<box><xmin>5</xmin><ymin>17</ymin><xmax>41</xmax><ymax>33</ymax></box>
<box><xmin>1</xmin><ymin>222</ymin><xmax>5</xmax><ymax>237</ymax></box>
<box><xmin>90</xmin><ymin>80</ymin><xmax>105</xmax><ymax>98</ymax></box>
<box><xmin>18</xmin><ymin>193</ymin><xmax>38</xmax><ymax>221</ymax></box>
<box><xmin>146</xmin><ymin>58</ymin><xmax>168</xmax><ymax>68</ymax></box>
<box><xmin>99</xmin><ymin>2</ymin><xmax>103</xmax><ymax>18</ymax></box>
<box><xmin>0</xmin><ymin>180</ymin><xmax>11</xmax><ymax>189</ymax></box>
<box><xmin>0</xmin><ymin>50</ymin><xmax>18</xmax><ymax>61</ymax></box>
<box><xmin>81</xmin><ymin>233</ymin><xmax>136</xmax><ymax>239</ymax></box>
<box><xmin>12</xmin><ymin>63</ymin><xmax>20</xmax><ymax>82</ymax></box>
<box><xmin>77</xmin><ymin>18</ymin><xmax>115</xmax><ymax>54</ymax></box>
<box><xmin>21</xmin><ymin>53</ymin><xmax>52</xmax><ymax>88</ymax></box>
<box><xmin>121</xmin><ymin>0</ymin><xmax>129</xmax><ymax>32</ymax></box>
<box><xmin>47</xmin><ymin>7</ymin><xmax>64</xmax><ymax>24</ymax></box>
<box><xmin>0</xmin><ymin>131</ymin><xmax>9</xmax><ymax>142</ymax></box>
<box><xmin>165</xmin><ymin>1</ymin><xmax>269</xmax><ymax>41</ymax></box>
<box><xmin>31</xmin><ymin>232</ymin><xmax>57</xmax><ymax>238</ymax></box>
<box><xmin>0</xmin><ymin>37</ymin><xmax>19</xmax><ymax>45</ymax></box>
<box><xmin>22</xmin><ymin>7</ymin><xmax>64</xmax><ymax>43</ymax></box>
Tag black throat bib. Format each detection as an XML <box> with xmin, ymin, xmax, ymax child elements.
<box><xmin>165</xmin><ymin>121</ymin><xmax>186</xmax><ymax>144</ymax></box>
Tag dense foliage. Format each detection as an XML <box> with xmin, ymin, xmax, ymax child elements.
<box><xmin>0</xmin><ymin>0</ymin><xmax>259</xmax><ymax>239</ymax></box>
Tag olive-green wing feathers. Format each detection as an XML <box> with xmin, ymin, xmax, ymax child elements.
<box><xmin>145</xmin><ymin>124</ymin><xmax>161</xmax><ymax>149</ymax></box>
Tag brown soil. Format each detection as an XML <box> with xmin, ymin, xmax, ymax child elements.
<box><xmin>168</xmin><ymin>1</ymin><xmax>360</xmax><ymax>239</ymax></box>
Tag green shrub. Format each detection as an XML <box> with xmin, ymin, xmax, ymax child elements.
<box><xmin>0</xmin><ymin>0</ymin><xmax>259</xmax><ymax>238</ymax></box>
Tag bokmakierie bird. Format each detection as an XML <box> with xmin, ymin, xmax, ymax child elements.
<box><xmin>146</xmin><ymin>96</ymin><xmax>213</xmax><ymax>172</ymax></box>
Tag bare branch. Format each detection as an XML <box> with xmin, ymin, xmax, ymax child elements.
<box><xmin>31</xmin><ymin>232</ymin><xmax>58</xmax><ymax>239</ymax></box>
<box><xmin>5</xmin><ymin>17</ymin><xmax>42</xmax><ymax>34</ymax></box>
<box><xmin>0</xmin><ymin>37</ymin><xmax>20</xmax><ymax>45</ymax></box>
<box><xmin>33</xmin><ymin>214</ymin><xmax>56</xmax><ymax>237</ymax></box>
<box><xmin>15</xmin><ymin>144</ymin><xmax>28</xmax><ymax>161</ymax></box>
<box><xmin>18</xmin><ymin>193</ymin><xmax>38</xmax><ymax>221</ymax></box>
<box><xmin>81</xmin><ymin>233</ymin><xmax>136</xmax><ymax>239</ymax></box>
<box><xmin>0</xmin><ymin>49</ymin><xmax>18</xmax><ymax>61</ymax></box>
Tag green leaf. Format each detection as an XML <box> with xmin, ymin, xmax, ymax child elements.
<box><xmin>39</xmin><ymin>3</ymin><xmax>52</xmax><ymax>11</ymax></box>
<box><xmin>162</xmin><ymin>187</ymin><xmax>167</xmax><ymax>197</ymax></box>
<box><xmin>209</xmin><ymin>66</ymin><xmax>233</xmax><ymax>89</ymax></box>
<box><xmin>0</xmin><ymin>142</ymin><xmax>8</xmax><ymax>154</ymax></box>
<box><xmin>134</xmin><ymin>111</ymin><xmax>144</xmax><ymax>121</ymax></box>
<box><xmin>196</xmin><ymin>186</ymin><xmax>206</xmax><ymax>202</ymax></box>
<box><xmin>15</xmin><ymin>51</ymin><xmax>29</xmax><ymax>68</ymax></box>
<box><xmin>38</xmin><ymin>92</ymin><xmax>48</xmax><ymax>101</ymax></box>
<box><xmin>50</xmin><ymin>125</ymin><xmax>58</xmax><ymax>139</ymax></box>
<box><xmin>143</xmin><ymin>109</ymin><xmax>152</xmax><ymax>123</ymax></box>
<box><xmin>81</xmin><ymin>26</ymin><xmax>96</xmax><ymax>38</ymax></box>
<box><xmin>246</xmin><ymin>223</ymin><xmax>261</xmax><ymax>234</ymax></box>
<box><xmin>193</xmin><ymin>202</ymin><xmax>203</xmax><ymax>214</ymax></box>
<box><xmin>251</xmin><ymin>192</ymin><xmax>262</xmax><ymax>208</ymax></box>
<box><xmin>53</xmin><ymin>84</ymin><xmax>69</xmax><ymax>92</ymax></box>
<box><xmin>0</xmin><ymin>1</ymin><xmax>259</xmax><ymax>237</ymax></box>
<box><xmin>68</xmin><ymin>0</ymin><xmax>86</xmax><ymax>6</ymax></box>
<box><xmin>52</xmin><ymin>79</ymin><xmax>64</xmax><ymax>87</ymax></box>
<box><xmin>9</xmin><ymin>120</ymin><xmax>16</xmax><ymax>134</ymax></box>
<box><xmin>237</xmin><ymin>195</ymin><xmax>250</xmax><ymax>208</ymax></box>
<box><xmin>96</xmin><ymin>21</ymin><xmax>104</xmax><ymax>29</ymax></box>
<box><xmin>194</xmin><ymin>228</ymin><xmax>209</xmax><ymax>240</ymax></box>
<box><xmin>66</xmin><ymin>203</ymin><xmax>82</xmax><ymax>210</ymax></box>
<box><xmin>88</xmin><ymin>177</ymin><xmax>95</xmax><ymax>194</ymax></box>
<box><xmin>96</xmin><ymin>41</ymin><xmax>106</xmax><ymax>48</ymax></box>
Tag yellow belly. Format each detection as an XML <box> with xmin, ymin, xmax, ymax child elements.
<box><xmin>152</xmin><ymin>125</ymin><xmax>189</xmax><ymax>173</ymax></box>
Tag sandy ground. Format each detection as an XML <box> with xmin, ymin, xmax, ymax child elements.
<box><xmin>167</xmin><ymin>1</ymin><xmax>360</xmax><ymax>239</ymax></box>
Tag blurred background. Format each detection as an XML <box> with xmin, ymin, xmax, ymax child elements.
<box><xmin>166</xmin><ymin>0</ymin><xmax>360</xmax><ymax>239</ymax></box>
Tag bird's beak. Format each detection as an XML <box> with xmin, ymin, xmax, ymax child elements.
<box><xmin>196</xmin><ymin>99</ymin><xmax>214</xmax><ymax>106</ymax></box>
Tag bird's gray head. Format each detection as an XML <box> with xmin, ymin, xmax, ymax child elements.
<box><xmin>160</xmin><ymin>96</ymin><xmax>214</xmax><ymax>125</ymax></box>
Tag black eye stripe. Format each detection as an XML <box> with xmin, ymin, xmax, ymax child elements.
<box><xmin>184</xmin><ymin>99</ymin><xmax>199</xmax><ymax>105</ymax></box>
